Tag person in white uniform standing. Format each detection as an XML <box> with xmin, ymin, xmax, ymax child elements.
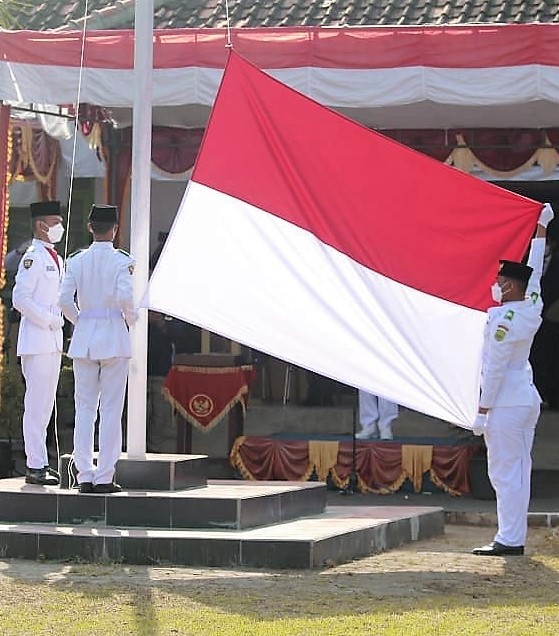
<box><xmin>356</xmin><ymin>390</ymin><xmax>398</xmax><ymax>440</ymax></box>
<box><xmin>12</xmin><ymin>200</ymin><xmax>65</xmax><ymax>486</ymax></box>
<box><xmin>59</xmin><ymin>204</ymin><xmax>138</xmax><ymax>494</ymax></box>
<box><xmin>472</xmin><ymin>203</ymin><xmax>553</xmax><ymax>556</ymax></box>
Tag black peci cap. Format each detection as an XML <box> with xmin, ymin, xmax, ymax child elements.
<box><xmin>498</xmin><ymin>260</ymin><xmax>533</xmax><ymax>285</ymax></box>
<box><xmin>30</xmin><ymin>200</ymin><xmax>61</xmax><ymax>217</ymax></box>
<box><xmin>89</xmin><ymin>204</ymin><xmax>118</xmax><ymax>223</ymax></box>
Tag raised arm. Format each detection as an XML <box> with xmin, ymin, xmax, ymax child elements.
<box><xmin>526</xmin><ymin>203</ymin><xmax>554</xmax><ymax>301</ymax></box>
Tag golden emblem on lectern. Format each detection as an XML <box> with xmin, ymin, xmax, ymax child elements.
<box><xmin>188</xmin><ymin>394</ymin><xmax>214</xmax><ymax>417</ymax></box>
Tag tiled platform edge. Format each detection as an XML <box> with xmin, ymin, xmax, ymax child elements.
<box><xmin>0</xmin><ymin>506</ymin><xmax>444</xmax><ymax>569</ymax></box>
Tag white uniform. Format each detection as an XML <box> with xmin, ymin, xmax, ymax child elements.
<box><xmin>357</xmin><ymin>390</ymin><xmax>398</xmax><ymax>440</ymax></box>
<box><xmin>480</xmin><ymin>237</ymin><xmax>545</xmax><ymax>548</ymax></box>
<box><xmin>12</xmin><ymin>239</ymin><xmax>63</xmax><ymax>470</ymax></box>
<box><xmin>59</xmin><ymin>242</ymin><xmax>138</xmax><ymax>486</ymax></box>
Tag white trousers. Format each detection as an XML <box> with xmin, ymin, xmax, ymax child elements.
<box><xmin>358</xmin><ymin>390</ymin><xmax>398</xmax><ymax>439</ymax></box>
<box><xmin>72</xmin><ymin>357</ymin><xmax>129</xmax><ymax>485</ymax></box>
<box><xmin>21</xmin><ymin>352</ymin><xmax>61</xmax><ymax>469</ymax></box>
<box><xmin>484</xmin><ymin>402</ymin><xmax>539</xmax><ymax>547</ymax></box>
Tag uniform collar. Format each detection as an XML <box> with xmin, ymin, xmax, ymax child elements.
<box><xmin>33</xmin><ymin>238</ymin><xmax>54</xmax><ymax>249</ymax></box>
<box><xmin>90</xmin><ymin>241</ymin><xmax>114</xmax><ymax>249</ymax></box>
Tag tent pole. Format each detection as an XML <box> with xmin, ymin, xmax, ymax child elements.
<box><xmin>126</xmin><ymin>0</ymin><xmax>154</xmax><ymax>459</ymax></box>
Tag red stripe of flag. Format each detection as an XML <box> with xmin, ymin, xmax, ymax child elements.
<box><xmin>193</xmin><ymin>51</ymin><xmax>541</xmax><ymax>312</ymax></box>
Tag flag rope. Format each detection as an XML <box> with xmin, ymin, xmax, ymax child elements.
<box><xmin>62</xmin><ymin>0</ymin><xmax>89</xmax><ymax>264</ymax></box>
<box><xmin>54</xmin><ymin>0</ymin><xmax>90</xmax><ymax>484</ymax></box>
<box><xmin>224</xmin><ymin>0</ymin><xmax>233</xmax><ymax>48</ymax></box>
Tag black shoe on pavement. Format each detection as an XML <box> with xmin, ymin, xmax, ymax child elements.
<box><xmin>25</xmin><ymin>467</ymin><xmax>59</xmax><ymax>486</ymax></box>
<box><xmin>78</xmin><ymin>482</ymin><xmax>93</xmax><ymax>494</ymax></box>
<box><xmin>472</xmin><ymin>541</ymin><xmax>524</xmax><ymax>556</ymax></box>
<box><xmin>92</xmin><ymin>482</ymin><xmax>122</xmax><ymax>494</ymax></box>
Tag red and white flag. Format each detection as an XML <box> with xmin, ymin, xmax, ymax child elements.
<box><xmin>146</xmin><ymin>51</ymin><xmax>541</xmax><ymax>428</ymax></box>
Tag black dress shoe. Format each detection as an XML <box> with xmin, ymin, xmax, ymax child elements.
<box><xmin>472</xmin><ymin>541</ymin><xmax>524</xmax><ymax>556</ymax></box>
<box><xmin>44</xmin><ymin>466</ymin><xmax>60</xmax><ymax>480</ymax></box>
<box><xmin>92</xmin><ymin>482</ymin><xmax>122</xmax><ymax>494</ymax></box>
<box><xmin>78</xmin><ymin>482</ymin><xmax>93</xmax><ymax>494</ymax></box>
<box><xmin>25</xmin><ymin>467</ymin><xmax>59</xmax><ymax>486</ymax></box>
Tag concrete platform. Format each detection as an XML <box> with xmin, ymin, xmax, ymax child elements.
<box><xmin>0</xmin><ymin>504</ymin><xmax>444</xmax><ymax>568</ymax></box>
<box><xmin>0</xmin><ymin>479</ymin><xmax>326</xmax><ymax>530</ymax></box>
<box><xmin>58</xmin><ymin>453</ymin><xmax>209</xmax><ymax>491</ymax></box>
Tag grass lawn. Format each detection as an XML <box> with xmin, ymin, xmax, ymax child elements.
<box><xmin>0</xmin><ymin>525</ymin><xmax>557</xmax><ymax>635</ymax></box>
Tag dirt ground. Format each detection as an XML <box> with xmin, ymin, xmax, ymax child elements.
<box><xmin>0</xmin><ymin>525</ymin><xmax>557</xmax><ymax>595</ymax></box>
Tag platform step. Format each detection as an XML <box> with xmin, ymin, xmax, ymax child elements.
<box><xmin>0</xmin><ymin>505</ymin><xmax>444</xmax><ymax>568</ymax></box>
<box><xmin>0</xmin><ymin>479</ymin><xmax>326</xmax><ymax>530</ymax></box>
<box><xmin>58</xmin><ymin>453</ymin><xmax>209</xmax><ymax>491</ymax></box>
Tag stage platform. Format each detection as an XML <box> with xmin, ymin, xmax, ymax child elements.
<box><xmin>0</xmin><ymin>478</ymin><xmax>443</xmax><ymax>568</ymax></box>
<box><xmin>224</xmin><ymin>402</ymin><xmax>559</xmax><ymax>499</ymax></box>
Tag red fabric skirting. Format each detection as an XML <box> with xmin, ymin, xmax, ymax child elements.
<box><xmin>230</xmin><ymin>436</ymin><xmax>480</xmax><ymax>495</ymax></box>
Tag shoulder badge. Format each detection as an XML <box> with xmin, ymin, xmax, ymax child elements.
<box><xmin>504</xmin><ymin>309</ymin><xmax>515</xmax><ymax>321</ymax></box>
<box><xmin>128</xmin><ymin>264</ymin><xmax>134</xmax><ymax>275</ymax></box>
<box><xmin>494</xmin><ymin>324</ymin><xmax>510</xmax><ymax>341</ymax></box>
<box><xmin>23</xmin><ymin>258</ymin><xmax>33</xmax><ymax>269</ymax></box>
<box><xmin>117</xmin><ymin>248</ymin><xmax>130</xmax><ymax>256</ymax></box>
<box><xmin>530</xmin><ymin>291</ymin><xmax>539</xmax><ymax>304</ymax></box>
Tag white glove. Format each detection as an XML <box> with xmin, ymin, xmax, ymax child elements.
<box><xmin>49</xmin><ymin>315</ymin><xmax>64</xmax><ymax>331</ymax></box>
<box><xmin>539</xmin><ymin>203</ymin><xmax>554</xmax><ymax>228</ymax></box>
<box><xmin>472</xmin><ymin>412</ymin><xmax>488</xmax><ymax>436</ymax></box>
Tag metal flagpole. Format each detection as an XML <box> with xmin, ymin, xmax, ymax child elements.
<box><xmin>127</xmin><ymin>0</ymin><xmax>154</xmax><ymax>458</ymax></box>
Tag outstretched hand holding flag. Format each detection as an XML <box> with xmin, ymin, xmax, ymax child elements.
<box><xmin>145</xmin><ymin>50</ymin><xmax>541</xmax><ymax>428</ymax></box>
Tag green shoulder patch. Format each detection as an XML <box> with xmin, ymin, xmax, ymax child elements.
<box><xmin>494</xmin><ymin>325</ymin><xmax>509</xmax><ymax>341</ymax></box>
<box><xmin>530</xmin><ymin>291</ymin><xmax>540</xmax><ymax>304</ymax></box>
<box><xmin>504</xmin><ymin>309</ymin><xmax>515</xmax><ymax>321</ymax></box>
<box><xmin>117</xmin><ymin>248</ymin><xmax>130</xmax><ymax>256</ymax></box>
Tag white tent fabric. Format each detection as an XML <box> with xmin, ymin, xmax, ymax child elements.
<box><xmin>1</xmin><ymin>25</ymin><xmax>559</xmax><ymax>128</ymax></box>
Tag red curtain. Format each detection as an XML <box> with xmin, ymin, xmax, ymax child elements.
<box><xmin>333</xmin><ymin>442</ymin><xmax>404</xmax><ymax>493</ymax></box>
<box><xmin>151</xmin><ymin>127</ymin><xmax>204</xmax><ymax>174</ymax></box>
<box><xmin>103</xmin><ymin>126</ymin><xmax>205</xmax><ymax>213</ymax></box>
<box><xmin>230</xmin><ymin>436</ymin><xmax>478</xmax><ymax>495</ymax></box>
<box><xmin>9</xmin><ymin>125</ymin><xmax>59</xmax><ymax>200</ymax></box>
<box><xmin>454</xmin><ymin>129</ymin><xmax>544</xmax><ymax>171</ymax></box>
<box><xmin>383</xmin><ymin>129</ymin><xmax>455</xmax><ymax>161</ymax></box>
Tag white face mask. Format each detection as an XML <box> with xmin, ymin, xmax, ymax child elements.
<box><xmin>491</xmin><ymin>282</ymin><xmax>503</xmax><ymax>304</ymax></box>
<box><xmin>46</xmin><ymin>223</ymin><xmax>65</xmax><ymax>244</ymax></box>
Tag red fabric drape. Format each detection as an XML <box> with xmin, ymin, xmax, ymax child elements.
<box><xmin>151</xmin><ymin>127</ymin><xmax>204</xmax><ymax>174</ymax></box>
<box><xmin>431</xmin><ymin>444</ymin><xmax>478</xmax><ymax>496</ymax></box>
<box><xmin>103</xmin><ymin>126</ymin><xmax>132</xmax><ymax>213</ymax></box>
<box><xmin>383</xmin><ymin>129</ymin><xmax>455</xmax><ymax>161</ymax></box>
<box><xmin>102</xmin><ymin>126</ymin><xmax>204</xmax><ymax>212</ymax></box>
<box><xmin>230</xmin><ymin>436</ymin><xmax>479</xmax><ymax>495</ymax></box>
<box><xmin>333</xmin><ymin>442</ymin><xmax>404</xmax><ymax>493</ymax></box>
<box><xmin>9</xmin><ymin>125</ymin><xmax>59</xmax><ymax>200</ymax></box>
<box><xmin>458</xmin><ymin>129</ymin><xmax>543</xmax><ymax>171</ymax></box>
<box><xmin>232</xmin><ymin>437</ymin><xmax>312</xmax><ymax>481</ymax></box>
<box><xmin>163</xmin><ymin>365</ymin><xmax>256</xmax><ymax>431</ymax></box>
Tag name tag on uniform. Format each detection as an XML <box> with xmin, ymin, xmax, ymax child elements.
<box><xmin>46</xmin><ymin>265</ymin><xmax>56</xmax><ymax>272</ymax></box>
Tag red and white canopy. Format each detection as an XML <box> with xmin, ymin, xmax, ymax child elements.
<box><xmin>1</xmin><ymin>24</ymin><xmax>559</xmax><ymax>128</ymax></box>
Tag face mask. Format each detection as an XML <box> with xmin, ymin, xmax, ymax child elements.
<box><xmin>491</xmin><ymin>282</ymin><xmax>503</xmax><ymax>304</ymax></box>
<box><xmin>46</xmin><ymin>223</ymin><xmax>65</xmax><ymax>244</ymax></box>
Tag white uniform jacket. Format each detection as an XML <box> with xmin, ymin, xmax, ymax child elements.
<box><xmin>58</xmin><ymin>242</ymin><xmax>138</xmax><ymax>360</ymax></box>
<box><xmin>479</xmin><ymin>237</ymin><xmax>545</xmax><ymax>409</ymax></box>
<box><xmin>12</xmin><ymin>239</ymin><xmax>63</xmax><ymax>356</ymax></box>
